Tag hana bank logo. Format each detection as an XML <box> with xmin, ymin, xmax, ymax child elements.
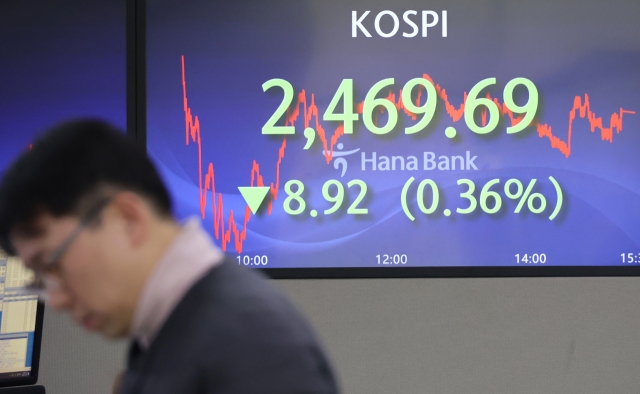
<box><xmin>323</xmin><ymin>143</ymin><xmax>360</xmax><ymax>177</ymax></box>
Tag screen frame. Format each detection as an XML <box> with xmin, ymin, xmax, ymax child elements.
<box><xmin>0</xmin><ymin>302</ymin><xmax>45</xmax><ymax>388</ymax></box>
<box><xmin>127</xmin><ymin>0</ymin><xmax>640</xmax><ymax>279</ymax></box>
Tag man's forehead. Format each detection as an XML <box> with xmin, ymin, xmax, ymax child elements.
<box><xmin>9</xmin><ymin>220</ymin><xmax>48</xmax><ymax>263</ymax></box>
<box><xmin>10</xmin><ymin>213</ymin><xmax>70</xmax><ymax>262</ymax></box>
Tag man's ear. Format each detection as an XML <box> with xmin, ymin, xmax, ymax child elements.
<box><xmin>111</xmin><ymin>192</ymin><xmax>150</xmax><ymax>247</ymax></box>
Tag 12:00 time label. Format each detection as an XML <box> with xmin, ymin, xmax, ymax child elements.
<box><xmin>376</xmin><ymin>254</ymin><xmax>408</xmax><ymax>265</ymax></box>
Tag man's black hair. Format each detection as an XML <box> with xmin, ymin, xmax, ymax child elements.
<box><xmin>0</xmin><ymin>119</ymin><xmax>173</xmax><ymax>254</ymax></box>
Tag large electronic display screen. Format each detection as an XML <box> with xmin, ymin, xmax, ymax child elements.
<box><xmin>143</xmin><ymin>0</ymin><xmax>640</xmax><ymax>275</ymax></box>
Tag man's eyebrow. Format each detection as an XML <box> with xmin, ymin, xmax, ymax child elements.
<box><xmin>12</xmin><ymin>223</ymin><xmax>45</xmax><ymax>238</ymax></box>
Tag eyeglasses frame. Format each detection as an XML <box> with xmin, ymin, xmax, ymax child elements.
<box><xmin>25</xmin><ymin>196</ymin><xmax>113</xmax><ymax>299</ymax></box>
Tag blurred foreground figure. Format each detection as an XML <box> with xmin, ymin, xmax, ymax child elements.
<box><xmin>0</xmin><ymin>120</ymin><xmax>339</xmax><ymax>394</ymax></box>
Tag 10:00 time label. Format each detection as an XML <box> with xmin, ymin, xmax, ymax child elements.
<box><xmin>237</xmin><ymin>255</ymin><xmax>268</xmax><ymax>266</ymax></box>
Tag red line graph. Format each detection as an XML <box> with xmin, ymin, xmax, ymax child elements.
<box><xmin>536</xmin><ymin>95</ymin><xmax>634</xmax><ymax>157</ymax></box>
<box><xmin>182</xmin><ymin>55</ymin><xmax>634</xmax><ymax>252</ymax></box>
<box><xmin>182</xmin><ymin>56</ymin><xmax>285</xmax><ymax>253</ymax></box>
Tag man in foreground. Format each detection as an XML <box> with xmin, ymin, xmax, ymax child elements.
<box><xmin>0</xmin><ymin>120</ymin><xmax>339</xmax><ymax>393</ymax></box>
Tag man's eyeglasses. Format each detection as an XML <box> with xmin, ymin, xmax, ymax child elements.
<box><xmin>25</xmin><ymin>197</ymin><xmax>113</xmax><ymax>300</ymax></box>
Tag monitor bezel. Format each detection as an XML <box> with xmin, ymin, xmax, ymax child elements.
<box><xmin>127</xmin><ymin>0</ymin><xmax>640</xmax><ymax>279</ymax></box>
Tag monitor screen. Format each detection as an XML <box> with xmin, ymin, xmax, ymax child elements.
<box><xmin>0</xmin><ymin>251</ymin><xmax>42</xmax><ymax>386</ymax></box>
<box><xmin>141</xmin><ymin>0</ymin><xmax>640</xmax><ymax>276</ymax></box>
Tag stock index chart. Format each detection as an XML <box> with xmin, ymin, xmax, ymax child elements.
<box><xmin>146</xmin><ymin>0</ymin><xmax>640</xmax><ymax>270</ymax></box>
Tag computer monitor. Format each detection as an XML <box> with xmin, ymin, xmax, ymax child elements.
<box><xmin>0</xmin><ymin>251</ymin><xmax>44</xmax><ymax>388</ymax></box>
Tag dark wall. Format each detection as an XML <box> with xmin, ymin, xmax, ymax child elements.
<box><xmin>0</xmin><ymin>1</ymin><xmax>127</xmax><ymax>389</ymax></box>
<box><xmin>0</xmin><ymin>0</ymin><xmax>127</xmax><ymax>176</ymax></box>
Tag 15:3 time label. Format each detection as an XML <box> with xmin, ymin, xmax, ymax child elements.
<box><xmin>621</xmin><ymin>253</ymin><xmax>640</xmax><ymax>264</ymax></box>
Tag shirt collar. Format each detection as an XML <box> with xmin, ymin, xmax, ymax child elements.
<box><xmin>129</xmin><ymin>217</ymin><xmax>224</xmax><ymax>349</ymax></box>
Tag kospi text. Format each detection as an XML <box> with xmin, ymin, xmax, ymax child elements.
<box><xmin>352</xmin><ymin>10</ymin><xmax>448</xmax><ymax>38</ymax></box>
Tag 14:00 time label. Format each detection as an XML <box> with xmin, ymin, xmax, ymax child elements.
<box><xmin>515</xmin><ymin>254</ymin><xmax>547</xmax><ymax>264</ymax></box>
